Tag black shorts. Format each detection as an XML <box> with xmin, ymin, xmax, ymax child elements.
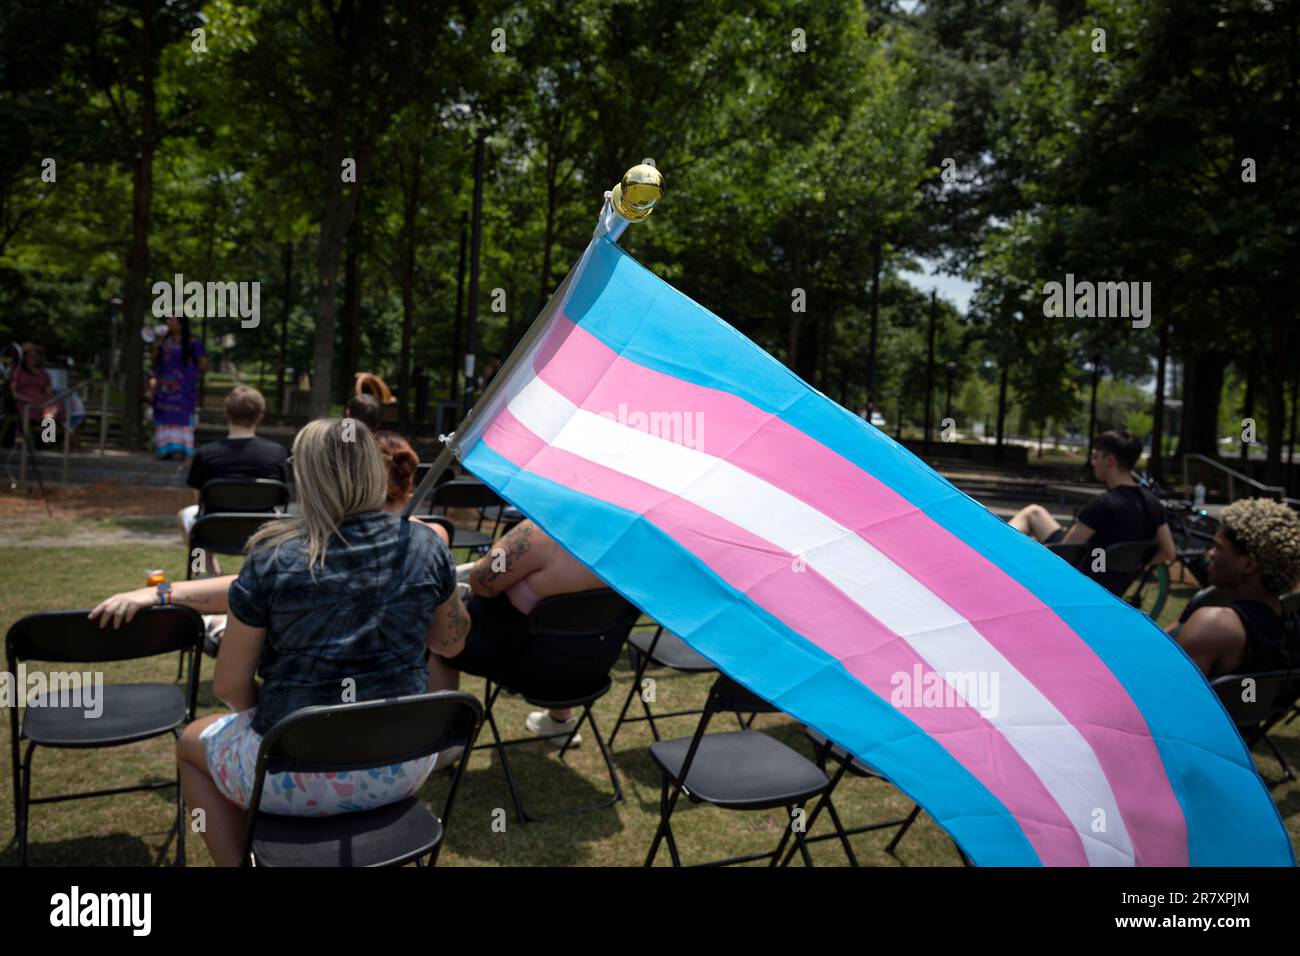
<box><xmin>1044</xmin><ymin>528</ymin><xmax>1066</xmax><ymax>545</ymax></box>
<box><xmin>441</xmin><ymin>593</ymin><xmax>625</xmax><ymax>700</ymax></box>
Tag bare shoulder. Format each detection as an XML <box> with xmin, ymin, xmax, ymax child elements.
<box><xmin>1182</xmin><ymin>605</ymin><xmax>1246</xmax><ymax>642</ymax></box>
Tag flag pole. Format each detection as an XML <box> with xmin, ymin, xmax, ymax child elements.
<box><xmin>403</xmin><ymin>161</ymin><xmax>663</xmax><ymax>517</ymax></box>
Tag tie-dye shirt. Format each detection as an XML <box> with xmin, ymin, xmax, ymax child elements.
<box><xmin>229</xmin><ymin>511</ymin><xmax>455</xmax><ymax>736</ymax></box>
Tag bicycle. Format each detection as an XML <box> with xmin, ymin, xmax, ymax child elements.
<box><xmin>1124</xmin><ymin>471</ymin><xmax>1220</xmax><ymax>620</ymax></box>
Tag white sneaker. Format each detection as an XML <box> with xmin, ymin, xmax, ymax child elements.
<box><xmin>525</xmin><ymin>711</ymin><xmax>582</xmax><ymax>747</ymax></box>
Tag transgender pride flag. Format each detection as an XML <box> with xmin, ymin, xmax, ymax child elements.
<box><xmin>451</xmin><ymin>234</ymin><xmax>1293</xmax><ymax>867</ymax></box>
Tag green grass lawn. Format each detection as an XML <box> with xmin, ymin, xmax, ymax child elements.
<box><xmin>1</xmin><ymin>540</ymin><xmax>1297</xmax><ymax>867</ymax></box>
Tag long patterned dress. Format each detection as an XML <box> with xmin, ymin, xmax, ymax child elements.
<box><xmin>152</xmin><ymin>337</ymin><xmax>205</xmax><ymax>457</ymax></box>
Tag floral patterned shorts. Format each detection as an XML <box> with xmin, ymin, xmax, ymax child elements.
<box><xmin>200</xmin><ymin>710</ymin><xmax>440</xmax><ymax>817</ymax></box>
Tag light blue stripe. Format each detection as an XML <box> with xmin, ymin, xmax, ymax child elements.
<box><xmin>557</xmin><ymin>237</ymin><xmax>1293</xmax><ymax>865</ymax></box>
<box><xmin>463</xmin><ymin>440</ymin><xmax>1041</xmax><ymax>865</ymax></box>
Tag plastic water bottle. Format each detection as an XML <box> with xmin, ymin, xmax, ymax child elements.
<box><xmin>1193</xmin><ymin>483</ymin><xmax>1206</xmax><ymax>508</ymax></box>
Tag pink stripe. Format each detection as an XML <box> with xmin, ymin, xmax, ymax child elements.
<box><xmin>530</xmin><ymin>316</ymin><xmax>1187</xmax><ymax>865</ymax></box>
<box><xmin>483</xmin><ymin>408</ymin><xmax>1090</xmax><ymax>865</ymax></box>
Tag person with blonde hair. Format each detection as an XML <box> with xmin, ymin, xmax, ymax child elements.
<box><xmin>90</xmin><ymin>418</ymin><xmax>467</xmax><ymax>866</ymax></box>
<box><xmin>1175</xmin><ymin>498</ymin><xmax>1300</xmax><ymax>678</ymax></box>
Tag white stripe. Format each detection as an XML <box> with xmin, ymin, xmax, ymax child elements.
<box><xmin>507</xmin><ymin>375</ymin><xmax>1136</xmax><ymax>865</ymax></box>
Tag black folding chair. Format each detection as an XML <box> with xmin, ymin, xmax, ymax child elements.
<box><xmin>1087</xmin><ymin>539</ymin><xmax>1158</xmax><ymax>596</ymax></box>
<box><xmin>186</xmin><ymin>512</ymin><xmax>285</xmax><ymax>578</ymax></box>
<box><xmin>408</xmin><ymin>515</ymin><xmax>456</xmax><ymax>548</ymax></box>
<box><xmin>240</xmin><ymin>691</ymin><xmax>482</xmax><ymax>867</ymax></box>
<box><xmin>198</xmin><ymin>478</ymin><xmax>290</xmax><ymax>517</ymax></box>
<box><xmin>179</xmin><ymin>512</ymin><xmax>285</xmax><ymax>673</ymax></box>
<box><xmin>7</xmin><ymin>606</ymin><xmax>205</xmax><ymax>866</ymax></box>
<box><xmin>1045</xmin><ymin>541</ymin><xmax>1087</xmax><ymax>569</ymax></box>
<box><xmin>424</xmin><ymin>478</ymin><xmax>505</xmax><ymax>554</ymax></box>
<box><xmin>1210</xmin><ymin>670</ymin><xmax>1300</xmax><ymax>785</ymax></box>
<box><xmin>609</xmin><ymin>624</ymin><xmax>753</xmax><ymax>749</ymax></box>
<box><xmin>414</xmin><ymin>464</ymin><xmax>455</xmax><ymax>493</ymax></box>
<box><xmin>776</xmin><ymin>726</ymin><xmax>920</xmax><ymax>866</ymax></box>
<box><xmin>645</xmin><ymin>673</ymin><xmax>830</xmax><ymax>867</ymax></box>
<box><xmin>475</xmin><ymin>589</ymin><xmax>640</xmax><ymax>824</ymax></box>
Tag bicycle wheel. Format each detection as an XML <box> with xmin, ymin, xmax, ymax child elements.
<box><xmin>1125</xmin><ymin>563</ymin><xmax>1170</xmax><ymax>620</ymax></box>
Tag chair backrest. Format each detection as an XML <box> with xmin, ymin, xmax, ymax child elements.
<box><xmin>661</xmin><ymin>672</ymin><xmax>789</xmax><ymax>792</ymax></box>
<box><xmin>242</xmin><ymin>691</ymin><xmax>483</xmax><ymax>865</ymax></box>
<box><xmin>1210</xmin><ymin>670</ymin><xmax>1300</xmax><ymax>733</ymax></box>
<box><xmin>255</xmin><ymin>691</ymin><xmax>483</xmax><ymax>775</ymax></box>
<box><xmin>1045</xmin><ymin>541</ymin><xmax>1087</xmax><ymax>569</ymax></box>
<box><xmin>199</xmin><ymin>478</ymin><xmax>290</xmax><ymax>515</ymax></box>
<box><xmin>189</xmin><ymin>512</ymin><xmax>284</xmax><ymax>557</ymax></box>
<box><xmin>1100</xmin><ymin>540</ymin><xmax>1158</xmax><ymax>575</ymax></box>
<box><xmin>1179</xmin><ymin>585</ymin><xmax>1234</xmax><ymax>624</ymax></box>
<box><xmin>414</xmin><ymin>463</ymin><xmax>456</xmax><ymax>489</ymax></box>
<box><xmin>426</xmin><ymin>477</ymin><xmax>505</xmax><ymax>511</ymax></box>
<box><xmin>408</xmin><ymin>515</ymin><xmax>455</xmax><ymax>547</ymax></box>
<box><xmin>6</xmin><ymin>606</ymin><xmax>205</xmax><ymax>666</ymax></box>
<box><xmin>707</xmin><ymin>672</ymin><xmax>781</xmax><ymax>715</ymax></box>
<box><xmin>528</xmin><ymin>589</ymin><xmax>641</xmax><ymax>639</ymax></box>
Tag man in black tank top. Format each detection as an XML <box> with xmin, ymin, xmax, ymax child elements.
<box><xmin>1175</xmin><ymin>498</ymin><xmax>1300</xmax><ymax>678</ymax></box>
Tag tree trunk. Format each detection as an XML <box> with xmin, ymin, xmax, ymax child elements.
<box><xmin>1240</xmin><ymin>363</ymin><xmax>1255</xmax><ymax>462</ymax></box>
<box><xmin>119</xmin><ymin>4</ymin><xmax>159</xmax><ymax>449</ymax></box>
<box><xmin>923</xmin><ymin>291</ymin><xmax>937</xmax><ymax>450</ymax></box>
<box><xmin>312</xmin><ymin>195</ymin><xmax>348</xmax><ymax>417</ymax></box>
<box><xmin>866</xmin><ymin>236</ymin><xmax>881</xmax><ymax>410</ymax></box>
<box><xmin>1263</xmin><ymin>300</ymin><xmax>1294</xmax><ymax>485</ymax></box>
<box><xmin>398</xmin><ymin>156</ymin><xmax>422</xmax><ymax>427</ymax></box>
<box><xmin>278</xmin><ymin>242</ymin><xmax>293</xmax><ymax>414</ymax></box>
<box><xmin>1177</xmin><ymin>349</ymin><xmax>1225</xmax><ymax>457</ymax></box>
<box><xmin>309</xmin><ymin>115</ymin><xmax>366</xmax><ymax>417</ymax></box>
<box><xmin>338</xmin><ymin>207</ymin><xmax>365</xmax><ymax>407</ymax></box>
<box><xmin>122</xmin><ymin>143</ymin><xmax>153</xmax><ymax>450</ymax></box>
<box><xmin>1151</xmin><ymin>321</ymin><xmax>1168</xmax><ymax>481</ymax></box>
<box><xmin>450</xmin><ymin>211</ymin><xmax>467</xmax><ymax>404</ymax></box>
<box><xmin>536</xmin><ymin>142</ymin><xmax>558</xmax><ymax>339</ymax></box>
<box><xmin>995</xmin><ymin>362</ymin><xmax>1009</xmax><ymax>461</ymax></box>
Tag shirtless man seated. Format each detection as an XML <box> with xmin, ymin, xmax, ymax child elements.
<box><xmin>1171</xmin><ymin>498</ymin><xmax>1300</xmax><ymax>679</ymax></box>
<box><xmin>427</xmin><ymin>518</ymin><xmax>609</xmax><ymax>746</ymax></box>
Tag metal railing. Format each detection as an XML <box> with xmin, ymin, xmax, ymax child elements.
<box><xmin>14</xmin><ymin>378</ymin><xmax>110</xmax><ymax>484</ymax></box>
<box><xmin>1180</xmin><ymin>452</ymin><xmax>1285</xmax><ymax>503</ymax></box>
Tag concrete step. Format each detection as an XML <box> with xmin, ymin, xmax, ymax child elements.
<box><xmin>4</xmin><ymin>450</ymin><xmax>190</xmax><ymax>489</ymax></box>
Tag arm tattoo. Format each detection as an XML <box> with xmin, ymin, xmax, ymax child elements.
<box><xmin>471</xmin><ymin>522</ymin><xmax>534</xmax><ymax>596</ymax></box>
<box><xmin>439</xmin><ymin>594</ymin><xmax>471</xmax><ymax>649</ymax></box>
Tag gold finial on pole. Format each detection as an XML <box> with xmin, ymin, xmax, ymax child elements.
<box><xmin>610</xmin><ymin>159</ymin><xmax>663</xmax><ymax>222</ymax></box>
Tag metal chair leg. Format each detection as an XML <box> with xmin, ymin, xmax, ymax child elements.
<box><xmin>769</xmin><ymin>803</ymin><xmax>798</xmax><ymax>866</ymax></box>
<box><xmin>582</xmin><ymin>707</ymin><xmax>623</xmax><ymax>806</ymax></box>
<box><xmin>18</xmin><ymin>741</ymin><xmax>35</xmax><ymax>867</ymax></box>
<box><xmin>608</xmin><ymin>651</ymin><xmax>647</xmax><ymax>750</ymax></box>
<box><xmin>1261</xmin><ymin>733</ymin><xmax>1296</xmax><ymax>783</ymax></box>
<box><xmin>885</xmin><ymin>804</ymin><xmax>922</xmax><ymax>855</ymax></box>
<box><xmin>482</xmin><ymin>683</ymin><xmax>528</xmax><ymax>824</ymax></box>
<box><xmin>174</xmin><ymin>729</ymin><xmax>186</xmax><ymax>866</ymax></box>
<box><xmin>646</xmin><ymin>776</ymin><xmax>684</xmax><ymax>867</ymax></box>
